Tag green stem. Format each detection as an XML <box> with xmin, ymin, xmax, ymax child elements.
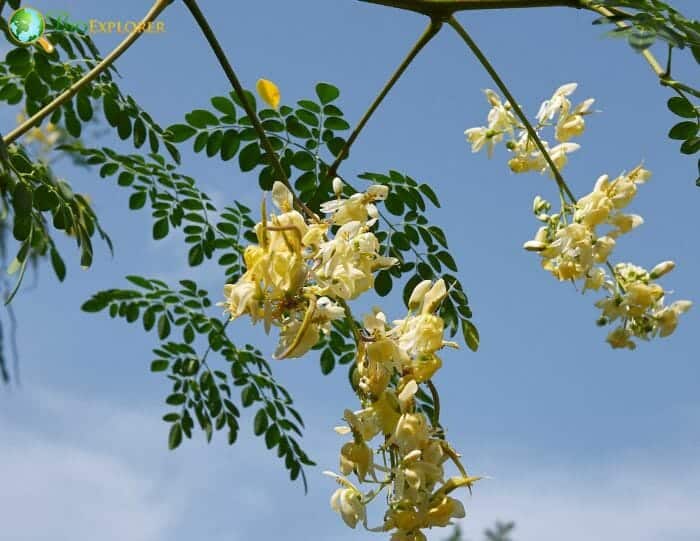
<box><xmin>338</xmin><ymin>298</ymin><xmax>361</xmax><ymax>346</ymax></box>
<box><xmin>2</xmin><ymin>0</ymin><xmax>172</xmax><ymax>146</ymax></box>
<box><xmin>182</xmin><ymin>0</ymin><xmax>319</xmax><ymax>222</ymax></box>
<box><xmin>358</xmin><ymin>0</ymin><xmax>582</xmax><ymax>16</ymax></box>
<box><xmin>605</xmin><ymin>261</ymin><xmax>625</xmax><ymax>293</ymax></box>
<box><xmin>448</xmin><ymin>15</ymin><xmax>638</xmax><ymax>299</ymax></box>
<box><xmin>200</xmin><ymin>318</ymin><xmax>231</xmax><ymax>367</ymax></box>
<box><xmin>426</xmin><ymin>379</ymin><xmax>442</xmax><ymax>428</ymax></box>
<box><xmin>448</xmin><ymin>15</ymin><xmax>577</xmax><ymax>203</ymax></box>
<box><xmin>327</xmin><ymin>19</ymin><xmax>443</xmax><ymax>179</ymax></box>
<box><xmin>662</xmin><ymin>80</ymin><xmax>700</xmax><ymax>100</ymax></box>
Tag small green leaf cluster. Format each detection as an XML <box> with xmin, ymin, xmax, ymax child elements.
<box><xmin>592</xmin><ymin>0</ymin><xmax>699</xmax><ymax>185</ymax></box>
<box><xmin>666</xmin><ymin>96</ymin><xmax>700</xmax><ymax>184</ymax></box>
<box><xmin>595</xmin><ymin>0</ymin><xmax>700</xmax><ymax>54</ymax></box>
<box><xmin>82</xmin><ymin>277</ymin><xmax>315</xmax><ymax>488</ymax></box>
<box><xmin>57</xmin><ymin>144</ymin><xmax>251</xmax><ymax>269</ymax></box>
<box><xmin>312</xmin><ymin>317</ymin><xmax>357</xmax><ymax>377</ymax></box>
<box><xmin>0</xmin><ymin>17</ymin><xmax>176</xmax><ymax>158</ymax></box>
<box><xmin>164</xmin><ymin>82</ymin><xmax>348</xmax><ymax>197</ymax></box>
<box><xmin>1</xmin><ymin>144</ymin><xmax>110</xmax><ymax>297</ymax></box>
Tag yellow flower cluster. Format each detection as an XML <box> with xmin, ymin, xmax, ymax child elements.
<box><xmin>465</xmin><ymin>83</ymin><xmax>692</xmax><ymax>349</ymax></box>
<box><xmin>325</xmin><ymin>279</ymin><xmax>476</xmax><ymax>541</ymax></box>
<box><xmin>524</xmin><ymin>166</ymin><xmax>649</xmax><ymax>282</ymax></box>
<box><xmin>596</xmin><ymin>262</ymin><xmax>692</xmax><ymax>349</ymax></box>
<box><xmin>221</xmin><ymin>79</ymin><xmax>473</xmax><ymax>539</ymax></box>
<box><xmin>220</xmin><ymin>180</ymin><xmax>397</xmax><ymax>359</ymax></box>
<box><xmin>522</xmin><ymin>166</ymin><xmax>691</xmax><ymax>349</ymax></box>
<box><xmin>465</xmin><ymin>83</ymin><xmax>592</xmax><ymax>175</ymax></box>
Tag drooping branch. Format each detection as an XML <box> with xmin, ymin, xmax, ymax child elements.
<box><xmin>2</xmin><ymin>0</ymin><xmax>173</xmax><ymax>146</ymax></box>
<box><xmin>182</xmin><ymin>0</ymin><xmax>319</xmax><ymax>221</ymax></box>
<box><xmin>327</xmin><ymin>19</ymin><xmax>442</xmax><ymax>179</ymax></box>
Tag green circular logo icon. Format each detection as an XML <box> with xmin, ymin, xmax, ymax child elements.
<box><xmin>8</xmin><ymin>7</ymin><xmax>45</xmax><ymax>45</ymax></box>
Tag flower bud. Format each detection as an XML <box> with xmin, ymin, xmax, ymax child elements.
<box><xmin>532</xmin><ymin>195</ymin><xmax>543</xmax><ymax>214</ymax></box>
<box><xmin>593</xmin><ymin>174</ymin><xmax>609</xmax><ymax>193</ymax></box>
<box><xmin>333</xmin><ymin>177</ymin><xmax>343</xmax><ymax>197</ymax></box>
<box><xmin>650</xmin><ymin>260</ymin><xmax>675</xmax><ymax>279</ymax></box>
<box><xmin>422</xmin><ymin>279</ymin><xmax>447</xmax><ymax>314</ymax></box>
<box><xmin>271</xmin><ymin>181</ymin><xmax>293</xmax><ymax>211</ymax></box>
<box><xmin>408</xmin><ymin>280</ymin><xmax>432</xmax><ymax>310</ymax></box>
<box><xmin>484</xmin><ymin>88</ymin><xmax>501</xmax><ymax>106</ymax></box>
<box><xmin>523</xmin><ymin>240</ymin><xmax>547</xmax><ymax>252</ymax></box>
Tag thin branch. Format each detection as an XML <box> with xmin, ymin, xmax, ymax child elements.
<box><xmin>358</xmin><ymin>0</ymin><xmax>582</xmax><ymax>16</ymax></box>
<box><xmin>0</xmin><ymin>320</ymin><xmax>8</xmax><ymax>383</ymax></box>
<box><xmin>426</xmin><ymin>379</ymin><xmax>442</xmax><ymax>428</ymax></box>
<box><xmin>338</xmin><ymin>298</ymin><xmax>361</xmax><ymax>346</ymax></box>
<box><xmin>6</xmin><ymin>302</ymin><xmax>19</xmax><ymax>386</ymax></box>
<box><xmin>182</xmin><ymin>0</ymin><xmax>319</xmax><ymax>221</ymax></box>
<box><xmin>327</xmin><ymin>19</ymin><xmax>442</xmax><ymax>179</ymax></box>
<box><xmin>448</xmin><ymin>15</ymin><xmax>576</xmax><ymax>202</ymax></box>
<box><xmin>449</xmin><ymin>15</ymin><xmax>640</xmax><ymax>295</ymax></box>
<box><xmin>2</xmin><ymin>0</ymin><xmax>172</xmax><ymax>146</ymax></box>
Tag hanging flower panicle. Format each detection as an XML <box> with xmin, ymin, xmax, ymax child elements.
<box><xmin>521</xmin><ymin>165</ymin><xmax>691</xmax><ymax>350</ymax></box>
<box><xmin>466</xmin><ymin>83</ymin><xmax>692</xmax><ymax>349</ymax></box>
<box><xmin>325</xmin><ymin>279</ymin><xmax>477</xmax><ymax>540</ymax></box>
<box><xmin>220</xmin><ymin>173</ymin><xmax>474</xmax><ymax>536</ymax></box>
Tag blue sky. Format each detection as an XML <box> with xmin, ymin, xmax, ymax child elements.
<box><xmin>1</xmin><ymin>1</ymin><xmax>699</xmax><ymax>540</ymax></box>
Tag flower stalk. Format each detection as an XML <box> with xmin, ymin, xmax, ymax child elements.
<box><xmin>448</xmin><ymin>15</ymin><xmax>577</xmax><ymax>202</ymax></box>
<box><xmin>327</xmin><ymin>18</ymin><xmax>443</xmax><ymax>178</ymax></box>
<box><xmin>182</xmin><ymin>0</ymin><xmax>319</xmax><ymax>222</ymax></box>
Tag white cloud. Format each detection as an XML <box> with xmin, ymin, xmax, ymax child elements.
<box><xmin>448</xmin><ymin>451</ymin><xmax>700</xmax><ymax>541</ymax></box>
<box><xmin>1</xmin><ymin>387</ymin><xmax>699</xmax><ymax>541</ymax></box>
<box><xmin>0</xmin><ymin>389</ymin><xmax>181</xmax><ymax>541</ymax></box>
<box><xmin>0</xmin><ymin>438</ymin><xmax>174</xmax><ymax>541</ymax></box>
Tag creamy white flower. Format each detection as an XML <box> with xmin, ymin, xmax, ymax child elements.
<box><xmin>608</xmin><ymin>213</ymin><xmax>644</xmax><ymax>237</ymax></box>
<box><xmin>555</xmin><ymin>97</ymin><xmax>594</xmax><ymax>142</ymax></box>
<box><xmin>321</xmin><ymin>184</ymin><xmax>389</xmax><ymax>226</ymax></box>
<box><xmin>536</xmin><ymin>82</ymin><xmax>578</xmax><ymax>123</ymax></box>
<box><xmin>221</xmin><ymin>279</ymin><xmax>259</xmax><ymax>320</ymax></box>
<box><xmin>547</xmin><ymin>142</ymin><xmax>580</xmax><ymax>173</ymax></box>
<box><xmin>329</xmin><ymin>485</ymin><xmax>366</xmax><ymax>528</ymax></box>
<box><xmin>408</xmin><ymin>280</ymin><xmax>433</xmax><ymax>310</ymax></box>
<box><xmin>654</xmin><ymin>300</ymin><xmax>693</xmax><ymax>337</ymax></box>
<box><xmin>315</xmin><ymin>221</ymin><xmax>395</xmax><ymax>299</ymax></box>
<box><xmin>464</xmin><ymin>126</ymin><xmax>502</xmax><ymax>157</ymax></box>
<box><xmin>583</xmin><ymin>267</ymin><xmax>607</xmax><ymax>291</ymax></box>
